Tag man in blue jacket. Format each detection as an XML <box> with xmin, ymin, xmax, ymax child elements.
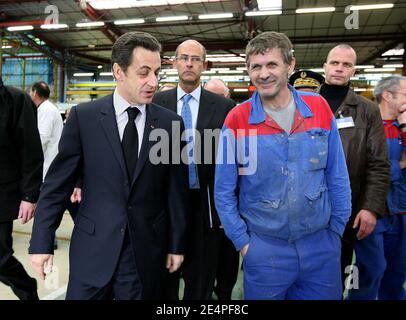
<box><xmin>349</xmin><ymin>75</ymin><xmax>406</xmax><ymax>300</ymax></box>
<box><xmin>214</xmin><ymin>31</ymin><xmax>352</xmax><ymax>300</ymax></box>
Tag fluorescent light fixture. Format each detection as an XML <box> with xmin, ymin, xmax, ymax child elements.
<box><xmin>296</xmin><ymin>7</ymin><xmax>335</xmax><ymax>14</ymax></box>
<box><xmin>88</xmin><ymin>0</ymin><xmax>213</xmax><ymax>10</ymax></box>
<box><xmin>207</xmin><ymin>57</ymin><xmax>245</xmax><ymax>62</ymax></box>
<box><xmin>236</xmin><ymin>67</ymin><xmax>247</xmax><ymax>71</ymax></box>
<box><xmin>355</xmin><ymin>65</ymin><xmax>374</xmax><ymax>69</ymax></box>
<box><xmin>73</xmin><ymin>73</ymin><xmax>95</xmax><ymax>77</ymax></box>
<box><xmin>382</xmin><ymin>64</ymin><xmax>403</xmax><ymax>68</ymax></box>
<box><xmin>210</xmin><ymin>68</ymin><xmax>230</xmax><ymax>71</ymax></box>
<box><xmin>76</xmin><ymin>21</ymin><xmax>105</xmax><ymax>28</ymax></box>
<box><xmin>245</xmin><ymin>10</ymin><xmax>282</xmax><ymax>16</ymax></box>
<box><xmin>1</xmin><ymin>45</ymin><xmax>13</xmax><ymax>49</ymax></box>
<box><xmin>348</xmin><ymin>3</ymin><xmax>394</xmax><ymax>11</ymax></box>
<box><xmin>382</xmin><ymin>49</ymin><xmax>404</xmax><ymax>56</ymax></box>
<box><xmin>219</xmin><ymin>70</ymin><xmax>244</xmax><ymax>74</ymax></box>
<box><xmin>364</xmin><ymin>68</ymin><xmax>396</xmax><ymax>72</ymax></box>
<box><xmin>202</xmin><ymin>71</ymin><xmax>216</xmax><ymax>75</ymax></box>
<box><xmin>97</xmin><ymin>65</ymin><xmax>103</xmax><ymax>69</ymax></box>
<box><xmin>354</xmin><ymin>88</ymin><xmax>367</xmax><ymax>92</ymax></box>
<box><xmin>7</xmin><ymin>25</ymin><xmax>34</xmax><ymax>31</ymax></box>
<box><xmin>114</xmin><ymin>19</ymin><xmax>145</xmax><ymax>25</ymax></box>
<box><xmin>100</xmin><ymin>72</ymin><xmax>113</xmax><ymax>76</ymax></box>
<box><xmin>234</xmin><ymin>88</ymin><xmax>249</xmax><ymax>92</ymax></box>
<box><xmin>156</xmin><ymin>16</ymin><xmax>188</xmax><ymax>22</ymax></box>
<box><xmin>40</xmin><ymin>23</ymin><xmax>68</xmax><ymax>30</ymax></box>
<box><xmin>198</xmin><ymin>13</ymin><xmax>233</xmax><ymax>20</ymax></box>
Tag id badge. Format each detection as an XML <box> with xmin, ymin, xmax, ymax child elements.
<box><xmin>336</xmin><ymin>117</ymin><xmax>355</xmax><ymax>129</ymax></box>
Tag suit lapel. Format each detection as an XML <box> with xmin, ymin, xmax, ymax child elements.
<box><xmin>196</xmin><ymin>89</ymin><xmax>216</xmax><ymax>131</ymax></box>
<box><xmin>131</xmin><ymin>103</ymin><xmax>159</xmax><ymax>188</ymax></box>
<box><xmin>166</xmin><ymin>89</ymin><xmax>178</xmax><ymax>112</ymax></box>
<box><xmin>99</xmin><ymin>95</ymin><xmax>128</xmax><ymax>178</ymax></box>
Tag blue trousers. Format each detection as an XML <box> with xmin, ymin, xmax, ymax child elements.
<box><xmin>348</xmin><ymin>214</ymin><xmax>406</xmax><ymax>300</ymax></box>
<box><xmin>243</xmin><ymin>228</ymin><xmax>342</xmax><ymax>300</ymax></box>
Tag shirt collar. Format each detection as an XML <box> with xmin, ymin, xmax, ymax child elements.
<box><xmin>249</xmin><ymin>84</ymin><xmax>313</xmax><ymax>125</ymax></box>
<box><xmin>177</xmin><ymin>85</ymin><xmax>201</xmax><ymax>103</ymax></box>
<box><xmin>114</xmin><ymin>89</ymin><xmax>146</xmax><ymax>116</ymax></box>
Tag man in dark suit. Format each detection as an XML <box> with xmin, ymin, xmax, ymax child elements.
<box><xmin>0</xmin><ymin>76</ymin><xmax>43</xmax><ymax>300</ymax></box>
<box><xmin>29</xmin><ymin>32</ymin><xmax>189</xmax><ymax>300</ymax></box>
<box><xmin>153</xmin><ymin>40</ymin><xmax>235</xmax><ymax>300</ymax></box>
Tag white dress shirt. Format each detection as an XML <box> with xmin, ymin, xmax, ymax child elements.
<box><xmin>37</xmin><ymin>99</ymin><xmax>64</xmax><ymax>180</ymax></box>
<box><xmin>113</xmin><ymin>90</ymin><xmax>146</xmax><ymax>155</ymax></box>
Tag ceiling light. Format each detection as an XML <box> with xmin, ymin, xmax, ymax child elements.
<box><xmin>1</xmin><ymin>45</ymin><xmax>13</xmax><ymax>49</ymax></box>
<box><xmin>245</xmin><ymin>10</ymin><xmax>282</xmax><ymax>17</ymax></box>
<box><xmin>40</xmin><ymin>23</ymin><xmax>68</xmax><ymax>30</ymax></box>
<box><xmin>76</xmin><ymin>21</ymin><xmax>105</xmax><ymax>28</ymax></box>
<box><xmin>382</xmin><ymin>49</ymin><xmax>404</xmax><ymax>56</ymax></box>
<box><xmin>198</xmin><ymin>13</ymin><xmax>233</xmax><ymax>20</ymax></box>
<box><xmin>73</xmin><ymin>73</ymin><xmax>95</xmax><ymax>77</ymax></box>
<box><xmin>296</xmin><ymin>7</ymin><xmax>335</xmax><ymax>14</ymax></box>
<box><xmin>234</xmin><ymin>88</ymin><xmax>249</xmax><ymax>92</ymax></box>
<box><xmin>97</xmin><ymin>65</ymin><xmax>103</xmax><ymax>69</ymax></box>
<box><xmin>309</xmin><ymin>68</ymin><xmax>325</xmax><ymax>73</ymax></box>
<box><xmin>114</xmin><ymin>19</ymin><xmax>145</xmax><ymax>25</ymax></box>
<box><xmin>100</xmin><ymin>72</ymin><xmax>113</xmax><ymax>76</ymax></box>
<box><xmin>88</xmin><ymin>0</ymin><xmax>214</xmax><ymax>10</ymax></box>
<box><xmin>355</xmin><ymin>65</ymin><xmax>374</xmax><ymax>69</ymax></box>
<box><xmin>156</xmin><ymin>16</ymin><xmax>188</xmax><ymax>22</ymax></box>
<box><xmin>348</xmin><ymin>3</ymin><xmax>394</xmax><ymax>11</ymax></box>
<box><xmin>364</xmin><ymin>68</ymin><xmax>396</xmax><ymax>72</ymax></box>
<box><xmin>382</xmin><ymin>64</ymin><xmax>403</xmax><ymax>68</ymax></box>
<box><xmin>7</xmin><ymin>25</ymin><xmax>34</xmax><ymax>31</ymax></box>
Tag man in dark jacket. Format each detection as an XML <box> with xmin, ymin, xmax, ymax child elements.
<box><xmin>320</xmin><ymin>44</ymin><xmax>391</xmax><ymax>294</ymax></box>
<box><xmin>0</xmin><ymin>76</ymin><xmax>43</xmax><ymax>299</ymax></box>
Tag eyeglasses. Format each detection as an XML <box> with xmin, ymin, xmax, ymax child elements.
<box><xmin>175</xmin><ymin>54</ymin><xmax>204</xmax><ymax>63</ymax></box>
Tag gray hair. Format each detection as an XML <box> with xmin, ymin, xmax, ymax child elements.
<box><xmin>245</xmin><ymin>31</ymin><xmax>294</xmax><ymax>66</ymax></box>
<box><xmin>374</xmin><ymin>75</ymin><xmax>406</xmax><ymax>103</ymax></box>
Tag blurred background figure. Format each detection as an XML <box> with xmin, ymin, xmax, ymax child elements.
<box><xmin>289</xmin><ymin>70</ymin><xmax>324</xmax><ymax>93</ymax></box>
<box><xmin>204</xmin><ymin>79</ymin><xmax>230</xmax><ymax>99</ymax></box>
<box><xmin>158</xmin><ymin>83</ymin><xmax>176</xmax><ymax>92</ymax></box>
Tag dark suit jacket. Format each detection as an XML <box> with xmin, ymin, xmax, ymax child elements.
<box><xmin>29</xmin><ymin>94</ymin><xmax>189</xmax><ymax>299</ymax></box>
<box><xmin>0</xmin><ymin>79</ymin><xmax>43</xmax><ymax>222</ymax></box>
<box><xmin>153</xmin><ymin>87</ymin><xmax>234</xmax><ymax>228</ymax></box>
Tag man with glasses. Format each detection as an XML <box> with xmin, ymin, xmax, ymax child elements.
<box><xmin>348</xmin><ymin>76</ymin><xmax>406</xmax><ymax>300</ymax></box>
<box><xmin>153</xmin><ymin>39</ymin><xmax>234</xmax><ymax>300</ymax></box>
<box><xmin>319</xmin><ymin>44</ymin><xmax>391</xmax><ymax>296</ymax></box>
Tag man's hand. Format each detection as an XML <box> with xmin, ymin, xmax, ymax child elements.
<box><xmin>70</xmin><ymin>188</ymin><xmax>82</xmax><ymax>203</ymax></box>
<box><xmin>18</xmin><ymin>200</ymin><xmax>36</xmax><ymax>224</ymax></box>
<box><xmin>240</xmin><ymin>243</ymin><xmax>249</xmax><ymax>257</ymax></box>
<box><xmin>30</xmin><ymin>254</ymin><xmax>53</xmax><ymax>280</ymax></box>
<box><xmin>166</xmin><ymin>254</ymin><xmax>184</xmax><ymax>273</ymax></box>
<box><xmin>353</xmin><ymin>209</ymin><xmax>377</xmax><ymax>240</ymax></box>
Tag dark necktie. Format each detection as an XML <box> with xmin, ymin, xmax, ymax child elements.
<box><xmin>122</xmin><ymin>107</ymin><xmax>140</xmax><ymax>180</ymax></box>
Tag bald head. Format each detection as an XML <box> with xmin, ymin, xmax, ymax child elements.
<box><xmin>204</xmin><ymin>79</ymin><xmax>230</xmax><ymax>98</ymax></box>
<box><xmin>324</xmin><ymin>44</ymin><xmax>357</xmax><ymax>86</ymax></box>
<box><xmin>175</xmin><ymin>40</ymin><xmax>206</xmax><ymax>61</ymax></box>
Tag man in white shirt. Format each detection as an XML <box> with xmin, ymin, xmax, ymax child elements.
<box><xmin>30</xmin><ymin>81</ymin><xmax>63</xmax><ymax>180</ymax></box>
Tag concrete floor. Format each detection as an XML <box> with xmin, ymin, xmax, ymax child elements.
<box><xmin>0</xmin><ymin>213</ymin><xmax>243</xmax><ymax>300</ymax></box>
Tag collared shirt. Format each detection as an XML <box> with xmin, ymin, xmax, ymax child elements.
<box><xmin>37</xmin><ymin>99</ymin><xmax>64</xmax><ymax>180</ymax></box>
<box><xmin>177</xmin><ymin>85</ymin><xmax>201</xmax><ymax>134</ymax></box>
<box><xmin>113</xmin><ymin>89</ymin><xmax>146</xmax><ymax>155</ymax></box>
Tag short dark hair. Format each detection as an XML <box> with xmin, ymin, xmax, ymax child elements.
<box><xmin>246</xmin><ymin>31</ymin><xmax>294</xmax><ymax>66</ymax></box>
<box><xmin>111</xmin><ymin>32</ymin><xmax>162</xmax><ymax>73</ymax></box>
<box><xmin>31</xmin><ymin>81</ymin><xmax>50</xmax><ymax>99</ymax></box>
